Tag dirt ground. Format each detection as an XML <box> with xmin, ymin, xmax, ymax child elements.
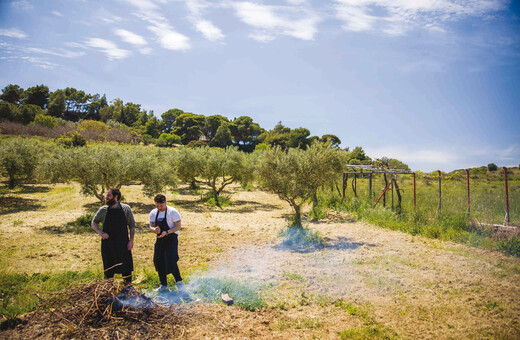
<box><xmin>1</xmin><ymin>183</ymin><xmax>520</xmax><ymax>339</ymax></box>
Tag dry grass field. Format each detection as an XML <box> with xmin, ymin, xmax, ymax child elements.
<box><xmin>1</xmin><ymin>183</ymin><xmax>520</xmax><ymax>339</ymax></box>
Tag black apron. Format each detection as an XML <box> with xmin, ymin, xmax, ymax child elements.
<box><xmin>153</xmin><ymin>209</ymin><xmax>180</xmax><ymax>276</ymax></box>
<box><xmin>101</xmin><ymin>204</ymin><xmax>133</xmax><ymax>275</ymax></box>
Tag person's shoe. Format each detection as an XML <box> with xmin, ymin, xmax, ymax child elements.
<box><xmin>154</xmin><ymin>285</ymin><xmax>169</xmax><ymax>293</ymax></box>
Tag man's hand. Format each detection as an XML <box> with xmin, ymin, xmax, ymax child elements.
<box><xmin>149</xmin><ymin>225</ymin><xmax>161</xmax><ymax>234</ymax></box>
<box><xmin>127</xmin><ymin>239</ymin><xmax>134</xmax><ymax>250</ymax></box>
<box><xmin>157</xmin><ymin>231</ymin><xmax>167</xmax><ymax>239</ymax></box>
<box><xmin>100</xmin><ymin>232</ymin><xmax>109</xmax><ymax>240</ymax></box>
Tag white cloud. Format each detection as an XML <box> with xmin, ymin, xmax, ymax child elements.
<box><xmin>232</xmin><ymin>2</ymin><xmax>321</xmax><ymax>41</ymax></box>
<box><xmin>185</xmin><ymin>0</ymin><xmax>225</xmax><ymax>42</ymax></box>
<box><xmin>11</xmin><ymin>0</ymin><xmax>33</xmax><ymax>10</ymax></box>
<box><xmin>114</xmin><ymin>28</ymin><xmax>148</xmax><ymax>48</ymax></box>
<box><xmin>195</xmin><ymin>20</ymin><xmax>225</xmax><ymax>41</ymax></box>
<box><xmin>20</xmin><ymin>56</ymin><xmax>57</xmax><ymax>69</ymax></box>
<box><xmin>0</xmin><ymin>28</ymin><xmax>28</xmax><ymax>39</ymax></box>
<box><xmin>85</xmin><ymin>38</ymin><xmax>131</xmax><ymax>59</ymax></box>
<box><xmin>52</xmin><ymin>10</ymin><xmax>63</xmax><ymax>17</ymax></box>
<box><xmin>334</xmin><ymin>0</ymin><xmax>507</xmax><ymax>36</ymax></box>
<box><xmin>25</xmin><ymin>47</ymin><xmax>85</xmax><ymax>58</ymax></box>
<box><xmin>148</xmin><ymin>25</ymin><xmax>191</xmax><ymax>51</ymax></box>
<box><xmin>128</xmin><ymin>0</ymin><xmax>192</xmax><ymax>51</ymax></box>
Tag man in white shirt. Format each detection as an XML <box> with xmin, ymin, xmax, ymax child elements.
<box><xmin>149</xmin><ymin>194</ymin><xmax>185</xmax><ymax>293</ymax></box>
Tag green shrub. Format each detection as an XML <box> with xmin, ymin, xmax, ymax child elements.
<box><xmin>55</xmin><ymin>131</ymin><xmax>87</xmax><ymax>148</ymax></box>
<box><xmin>32</xmin><ymin>114</ymin><xmax>61</xmax><ymax>128</ymax></box>
<box><xmin>278</xmin><ymin>226</ymin><xmax>324</xmax><ymax>249</ymax></box>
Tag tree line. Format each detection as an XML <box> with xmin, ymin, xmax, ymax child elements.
<box><xmin>0</xmin><ymin>138</ymin><xmax>348</xmax><ymax>225</ymax></box>
<box><xmin>0</xmin><ymin>83</ymin><xmax>354</xmax><ymax>152</ymax></box>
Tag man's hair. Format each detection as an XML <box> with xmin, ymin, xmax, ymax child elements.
<box><xmin>109</xmin><ymin>188</ymin><xmax>121</xmax><ymax>201</ymax></box>
<box><xmin>154</xmin><ymin>194</ymin><xmax>166</xmax><ymax>203</ymax></box>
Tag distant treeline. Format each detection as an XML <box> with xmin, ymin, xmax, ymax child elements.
<box><xmin>0</xmin><ymin>83</ymin><xmax>409</xmax><ymax>168</ymax></box>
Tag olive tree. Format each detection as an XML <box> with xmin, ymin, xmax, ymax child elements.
<box><xmin>255</xmin><ymin>143</ymin><xmax>345</xmax><ymax>226</ymax></box>
<box><xmin>42</xmin><ymin>144</ymin><xmax>173</xmax><ymax>202</ymax></box>
<box><xmin>173</xmin><ymin>146</ymin><xmax>250</xmax><ymax>206</ymax></box>
<box><xmin>0</xmin><ymin>137</ymin><xmax>41</xmax><ymax>188</ymax></box>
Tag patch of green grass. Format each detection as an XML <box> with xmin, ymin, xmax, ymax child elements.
<box><xmin>0</xmin><ymin>270</ymin><xmax>99</xmax><ymax>319</ymax></box>
<box><xmin>295</xmin><ymin>318</ymin><xmax>323</xmax><ymax>329</ymax></box>
<box><xmin>190</xmin><ymin>277</ymin><xmax>266</xmax><ymax>311</ymax></box>
<box><xmin>278</xmin><ymin>226</ymin><xmax>324</xmax><ymax>249</ymax></box>
<box><xmin>200</xmin><ymin>192</ymin><xmax>232</xmax><ymax>208</ymax></box>
<box><xmin>308</xmin><ymin>204</ymin><xmax>327</xmax><ymax>220</ymax></box>
<box><xmin>317</xmin><ymin>183</ymin><xmax>520</xmax><ymax>257</ymax></box>
<box><xmin>335</xmin><ymin>299</ymin><xmax>397</xmax><ymax>339</ymax></box>
<box><xmin>41</xmin><ymin>212</ymin><xmax>95</xmax><ymax>234</ymax></box>
<box><xmin>282</xmin><ymin>272</ymin><xmax>304</xmax><ymax>281</ymax></box>
<box><xmin>12</xmin><ymin>220</ymin><xmax>23</xmax><ymax>227</ymax></box>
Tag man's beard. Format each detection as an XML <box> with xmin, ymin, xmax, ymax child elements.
<box><xmin>106</xmin><ymin>198</ymin><xmax>117</xmax><ymax>206</ymax></box>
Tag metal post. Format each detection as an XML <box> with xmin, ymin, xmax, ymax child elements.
<box><xmin>369</xmin><ymin>172</ymin><xmax>373</xmax><ymax>199</ymax></box>
<box><xmin>504</xmin><ymin>167</ymin><xmax>510</xmax><ymax>225</ymax></box>
<box><xmin>413</xmin><ymin>173</ymin><xmax>416</xmax><ymax>210</ymax></box>
<box><xmin>391</xmin><ymin>176</ymin><xmax>394</xmax><ymax>210</ymax></box>
<box><xmin>437</xmin><ymin>170</ymin><xmax>442</xmax><ymax>215</ymax></box>
<box><xmin>466</xmin><ymin>169</ymin><xmax>470</xmax><ymax>215</ymax></box>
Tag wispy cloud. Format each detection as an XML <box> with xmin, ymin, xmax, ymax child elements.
<box><xmin>85</xmin><ymin>38</ymin><xmax>131</xmax><ymax>59</ymax></box>
<box><xmin>0</xmin><ymin>28</ymin><xmax>28</xmax><ymax>39</ymax></box>
<box><xmin>185</xmin><ymin>0</ymin><xmax>225</xmax><ymax>42</ymax></box>
<box><xmin>232</xmin><ymin>2</ymin><xmax>321</xmax><ymax>42</ymax></box>
<box><xmin>52</xmin><ymin>10</ymin><xmax>63</xmax><ymax>17</ymax></box>
<box><xmin>25</xmin><ymin>47</ymin><xmax>85</xmax><ymax>58</ymax></box>
<box><xmin>11</xmin><ymin>0</ymin><xmax>33</xmax><ymax>10</ymax></box>
<box><xmin>334</xmin><ymin>0</ymin><xmax>507</xmax><ymax>36</ymax></box>
<box><xmin>128</xmin><ymin>0</ymin><xmax>191</xmax><ymax>51</ymax></box>
<box><xmin>114</xmin><ymin>28</ymin><xmax>152</xmax><ymax>54</ymax></box>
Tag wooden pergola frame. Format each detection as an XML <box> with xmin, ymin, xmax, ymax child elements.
<box><xmin>343</xmin><ymin>165</ymin><xmax>416</xmax><ymax>213</ymax></box>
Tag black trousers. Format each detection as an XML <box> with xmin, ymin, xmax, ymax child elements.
<box><xmin>105</xmin><ymin>270</ymin><xmax>132</xmax><ymax>283</ymax></box>
<box><xmin>154</xmin><ymin>234</ymin><xmax>182</xmax><ymax>286</ymax></box>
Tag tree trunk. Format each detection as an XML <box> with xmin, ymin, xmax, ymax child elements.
<box><xmin>8</xmin><ymin>176</ymin><xmax>15</xmax><ymax>189</ymax></box>
<box><xmin>290</xmin><ymin>200</ymin><xmax>302</xmax><ymax>227</ymax></box>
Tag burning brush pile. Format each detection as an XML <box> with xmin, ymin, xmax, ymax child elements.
<box><xmin>1</xmin><ymin>280</ymin><xmax>200</xmax><ymax>338</ymax></box>
<box><xmin>1</xmin><ymin>275</ymin><xmax>268</xmax><ymax>338</ymax></box>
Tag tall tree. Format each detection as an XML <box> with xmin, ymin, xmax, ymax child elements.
<box><xmin>47</xmin><ymin>90</ymin><xmax>66</xmax><ymax>117</ymax></box>
<box><xmin>230</xmin><ymin>116</ymin><xmax>262</xmax><ymax>151</ymax></box>
<box><xmin>0</xmin><ymin>84</ymin><xmax>24</xmax><ymax>105</ymax></box>
<box><xmin>172</xmin><ymin>113</ymin><xmax>205</xmax><ymax>144</ymax></box>
<box><xmin>23</xmin><ymin>85</ymin><xmax>49</xmax><ymax>108</ymax></box>
<box><xmin>255</xmin><ymin>143</ymin><xmax>345</xmax><ymax>226</ymax></box>
<box><xmin>320</xmin><ymin>134</ymin><xmax>341</xmax><ymax>148</ymax></box>
<box><xmin>161</xmin><ymin>108</ymin><xmax>184</xmax><ymax>133</ymax></box>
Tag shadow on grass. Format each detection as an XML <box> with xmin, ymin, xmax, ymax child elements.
<box><xmin>323</xmin><ymin>236</ymin><xmax>373</xmax><ymax>251</ymax></box>
<box><xmin>82</xmin><ymin>201</ymin><xmax>103</xmax><ymax>212</ymax></box>
<box><xmin>127</xmin><ymin>202</ymin><xmax>156</xmax><ymax>214</ymax></box>
<box><xmin>9</xmin><ymin>184</ymin><xmax>53</xmax><ymax>194</ymax></box>
<box><xmin>224</xmin><ymin>200</ymin><xmax>281</xmax><ymax>213</ymax></box>
<box><xmin>172</xmin><ymin>200</ymin><xmax>208</xmax><ymax>213</ymax></box>
<box><xmin>0</xmin><ymin>196</ymin><xmax>43</xmax><ymax>215</ymax></box>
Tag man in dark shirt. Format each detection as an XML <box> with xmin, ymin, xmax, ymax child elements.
<box><xmin>91</xmin><ymin>188</ymin><xmax>135</xmax><ymax>283</ymax></box>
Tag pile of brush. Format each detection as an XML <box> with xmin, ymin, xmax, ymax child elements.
<box><xmin>2</xmin><ymin>279</ymin><xmax>193</xmax><ymax>338</ymax></box>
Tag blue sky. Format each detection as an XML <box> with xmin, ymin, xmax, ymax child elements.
<box><xmin>0</xmin><ymin>0</ymin><xmax>519</xmax><ymax>172</ymax></box>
